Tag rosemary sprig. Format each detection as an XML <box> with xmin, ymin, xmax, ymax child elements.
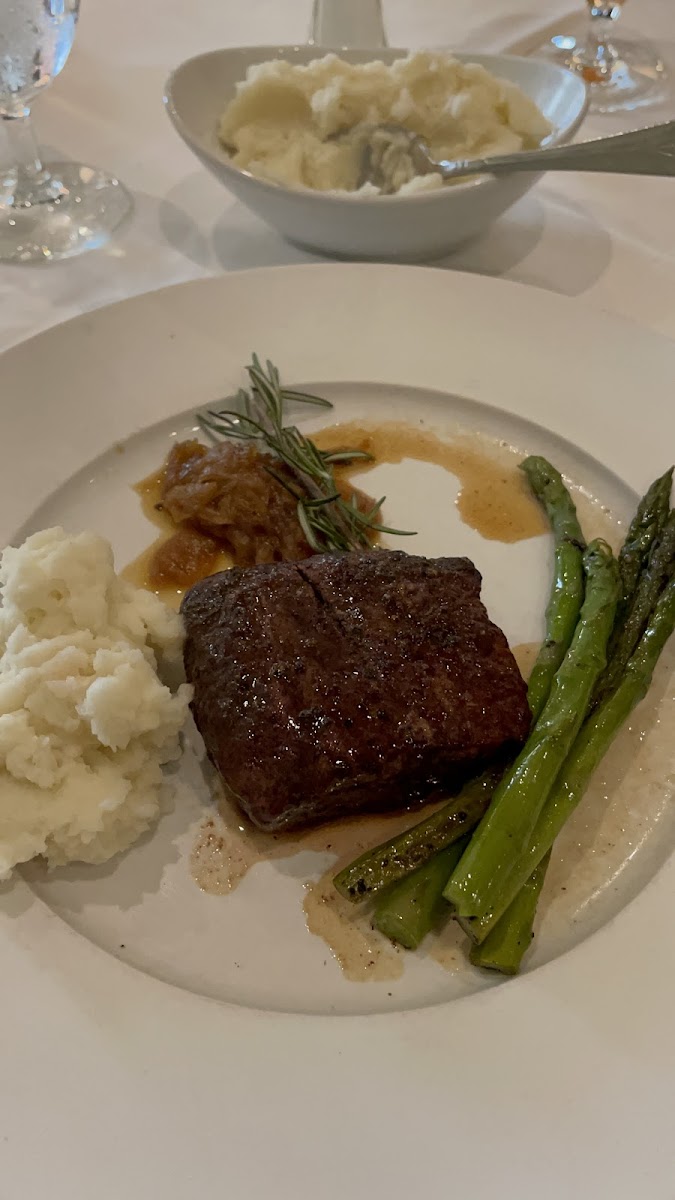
<box><xmin>198</xmin><ymin>355</ymin><xmax>415</xmax><ymax>554</ymax></box>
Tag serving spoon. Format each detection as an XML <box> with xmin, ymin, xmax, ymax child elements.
<box><xmin>349</xmin><ymin>118</ymin><xmax>675</xmax><ymax>193</ymax></box>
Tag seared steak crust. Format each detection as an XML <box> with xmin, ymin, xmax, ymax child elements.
<box><xmin>182</xmin><ymin>551</ymin><xmax>530</xmax><ymax>830</ymax></box>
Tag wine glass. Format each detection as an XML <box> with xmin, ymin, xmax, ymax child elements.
<box><xmin>0</xmin><ymin>0</ymin><xmax>132</xmax><ymax>263</ymax></box>
<box><xmin>533</xmin><ymin>2</ymin><xmax>668</xmax><ymax>114</ymax></box>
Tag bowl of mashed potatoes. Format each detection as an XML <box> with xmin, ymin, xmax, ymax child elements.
<box><xmin>165</xmin><ymin>47</ymin><xmax>587</xmax><ymax>261</ymax></box>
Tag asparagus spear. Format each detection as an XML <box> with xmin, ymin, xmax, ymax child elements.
<box><xmin>467</xmin><ymin>575</ymin><xmax>675</xmax><ymax>944</ymax></box>
<box><xmin>519</xmin><ymin>457</ymin><xmax>586</xmax><ymax>721</ymax></box>
<box><xmin>475</xmin><ymin>470</ymin><xmax>674</xmax><ymax>971</ymax></box>
<box><xmin>615</xmin><ymin>467</ymin><xmax>673</xmax><ymax>620</ymax></box>
<box><xmin>373</xmin><ymin>836</ymin><xmax>471</xmax><ymax>950</ymax></box>
<box><xmin>592</xmin><ymin>508</ymin><xmax>675</xmax><ymax>707</ymax></box>
<box><xmin>470</xmin><ymin>852</ymin><xmax>550</xmax><ymax>974</ymax></box>
<box><xmin>443</xmin><ymin>540</ymin><xmax>619</xmax><ymax>926</ymax></box>
<box><xmin>474</xmin><ymin>458</ymin><xmax>584</xmax><ymax>972</ymax></box>
<box><xmin>333</xmin><ymin>771</ymin><xmax>497</xmax><ymax>902</ymax></box>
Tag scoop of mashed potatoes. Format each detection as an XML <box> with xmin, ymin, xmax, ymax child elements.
<box><xmin>219</xmin><ymin>51</ymin><xmax>552</xmax><ymax>194</ymax></box>
<box><xmin>0</xmin><ymin>527</ymin><xmax>192</xmax><ymax>879</ymax></box>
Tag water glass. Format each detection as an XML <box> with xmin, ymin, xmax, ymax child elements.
<box><xmin>0</xmin><ymin>0</ymin><xmax>132</xmax><ymax>263</ymax></box>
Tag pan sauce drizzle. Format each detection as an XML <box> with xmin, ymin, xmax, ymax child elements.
<box><xmin>190</xmin><ymin>791</ymin><xmax>444</xmax><ymax>981</ymax></box>
<box><xmin>303</xmin><ymin>872</ymin><xmax>404</xmax><ymax>983</ymax></box>
<box><xmin>123</xmin><ymin>422</ymin><xmax>552</xmax><ymax>609</ymax></box>
<box><xmin>510</xmin><ymin>641</ymin><xmax>541</xmax><ymax>683</ymax></box>
<box><xmin>313</xmin><ymin>422</ymin><xmax>548</xmax><ymax>542</ymax></box>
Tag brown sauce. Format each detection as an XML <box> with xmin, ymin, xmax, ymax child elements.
<box><xmin>125</xmin><ymin>423</ymin><xmax>550</xmax><ymax>607</ymax></box>
<box><xmin>191</xmin><ymin>788</ymin><xmax>445</xmax><ymax>896</ymax></box>
<box><xmin>511</xmin><ymin>641</ymin><xmax>541</xmax><ymax>683</ymax></box>
<box><xmin>122</xmin><ymin>472</ymin><xmax>231</xmax><ymax>610</ymax></box>
<box><xmin>303</xmin><ymin>875</ymin><xmax>404</xmax><ymax>983</ymax></box>
<box><xmin>190</xmin><ymin>787</ymin><xmax>445</xmax><ymax>982</ymax></box>
<box><xmin>315</xmin><ymin>422</ymin><xmax>548</xmax><ymax>542</ymax></box>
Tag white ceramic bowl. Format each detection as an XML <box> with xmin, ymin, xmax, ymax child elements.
<box><xmin>164</xmin><ymin>46</ymin><xmax>588</xmax><ymax>262</ymax></box>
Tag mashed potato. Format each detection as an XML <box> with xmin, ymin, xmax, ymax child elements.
<box><xmin>0</xmin><ymin>528</ymin><xmax>192</xmax><ymax>879</ymax></box>
<box><xmin>219</xmin><ymin>51</ymin><xmax>552</xmax><ymax>195</ymax></box>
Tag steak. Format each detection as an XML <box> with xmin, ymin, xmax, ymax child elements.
<box><xmin>181</xmin><ymin>551</ymin><xmax>530</xmax><ymax>831</ymax></box>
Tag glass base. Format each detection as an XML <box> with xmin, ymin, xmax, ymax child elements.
<box><xmin>538</xmin><ymin>33</ymin><xmax>667</xmax><ymax>113</ymax></box>
<box><xmin>0</xmin><ymin>161</ymin><xmax>132</xmax><ymax>263</ymax></box>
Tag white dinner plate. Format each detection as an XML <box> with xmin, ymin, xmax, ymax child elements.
<box><xmin>1</xmin><ymin>264</ymin><xmax>674</xmax><ymax>1199</ymax></box>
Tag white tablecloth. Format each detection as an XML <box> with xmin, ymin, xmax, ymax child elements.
<box><xmin>2</xmin><ymin>0</ymin><xmax>674</xmax><ymax>351</ymax></box>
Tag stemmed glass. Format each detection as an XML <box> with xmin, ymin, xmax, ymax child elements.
<box><xmin>0</xmin><ymin>0</ymin><xmax>132</xmax><ymax>263</ymax></box>
<box><xmin>534</xmin><ymin>2</ymin><xmax>668</xmax><ymax>113</ymax></box>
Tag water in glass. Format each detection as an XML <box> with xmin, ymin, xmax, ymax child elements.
<box><xmin>0</xmin><ymin>0</ymin><xmax>79</xmax><ymax>113</ymax></box>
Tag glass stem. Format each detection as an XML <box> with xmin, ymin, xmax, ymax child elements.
<box><xmin>2</xmin><ymin>106</ymin><xmax>62</xmax><ymax>206</ymax></box>
<box><xmin>587</xmin><ymin>3</ymin><xmax>622</xmax><ymax>21</ymax></box>
<box><xmin>589</xmin><ymin>2</ymin><xmax>624</xmax><ymax>44</ymax></box>
<box><xmin>4</xmin><ymin>105</ymin><xmax>45</xmax><ymax>175</ymax></box>
<box><xmin>578</xmin><ymin>3</ymin><xmax>622</xmax><ymax>76</ymax></box>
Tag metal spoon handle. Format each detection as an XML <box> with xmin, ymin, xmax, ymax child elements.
<box><xmin>440</xmin><ymin>120</ymin><xmax>675</xmax><ymax>180</ymax></box>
